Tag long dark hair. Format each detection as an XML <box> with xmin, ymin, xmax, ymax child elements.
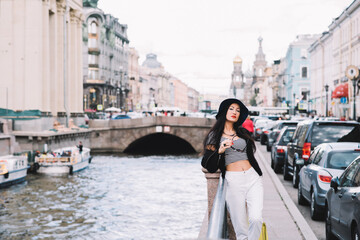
<box><xmin>203</xmin><ymin>113</ymin><xmax>256</xmax><ymax>152</ymax></box>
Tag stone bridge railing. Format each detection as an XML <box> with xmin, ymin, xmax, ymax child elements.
<box><xmin>89</xmin><ymin>116</ymin><xmax>215</xmax><ymax>153</ymax></box>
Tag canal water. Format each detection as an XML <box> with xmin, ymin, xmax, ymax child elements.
<box><xmin>0</xmin><ymin>155</ymin><xmax>208</xmax><ymax>239</ymax></box>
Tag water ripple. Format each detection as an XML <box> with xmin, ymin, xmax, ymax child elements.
<box><xmin>0</xmin><ymin>155</ymin><xmax>207</xmax><ymax>239</ymax></box>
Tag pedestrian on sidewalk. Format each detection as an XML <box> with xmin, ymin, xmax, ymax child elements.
<box><xmin>201</xmin><ymin>98</ymin><xmax>263</xmax><ymax>240</ymax></box>
<box><xmin>242</xmin><ymin>115</ymin><xmax>254</xmax><ymax>137</ymax></box>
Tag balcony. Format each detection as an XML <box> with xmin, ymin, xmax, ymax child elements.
<box><xmin>88</xmin><ymin>64</ymin><xmax>99</xmax><ymax>68</ymax></box>
<box><xmin>84</xmin><ymin>79</ymin><xmax>105</xmax><ymax>85</ymax></box>
<box><xmin>88</xmin><ymin>47</ymin><xmax>100</xmax><ymax>55</ymax></box>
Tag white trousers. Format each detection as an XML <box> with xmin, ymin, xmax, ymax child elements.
<box><xmin>225</xmin><ymin>167</ymin><xmax>263</xmax><ymax>240</ymax></box>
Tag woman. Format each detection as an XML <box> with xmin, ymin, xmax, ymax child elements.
<box><xmin>201</xmin><ymin>98</ymin><xmax>263</xmax><ymax>240</ymax></box>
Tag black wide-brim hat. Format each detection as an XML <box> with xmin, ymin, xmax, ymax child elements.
<box><xmin>215</xmin><ymin>98</ymin><xmax>248</xmax><ymax>125</ymax></box>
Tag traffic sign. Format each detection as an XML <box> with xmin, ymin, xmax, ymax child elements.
<box><xmin>340</xmin><ymin>97</ymin><xmax>347</xmax><ymax>104</ymax></box>
<box><xmin>345</xmin><ymin>65</ymin><xmax>359</xmax><ymax>79</ymax></box>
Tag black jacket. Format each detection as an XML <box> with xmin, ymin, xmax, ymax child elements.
<box><xmin>201</xmin><ymin>137</ymin><xmax>262</xmax><ymax>178</ymax></box>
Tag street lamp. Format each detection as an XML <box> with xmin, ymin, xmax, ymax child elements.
<box><xmin>293</xmin><ymin>93</ymin><xmax>296</xmax><ymax>116</ymax></box>
<box><xmin>351</xmin><ymin>78</ymin><xmax>357</xmax><ymax>120</ymax></box>
<box><xmin>324</xmin><ymin>84</ymin><xmax>329</xmax><ymax>117</ymax></box>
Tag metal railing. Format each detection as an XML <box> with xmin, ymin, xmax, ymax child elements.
<box><xmin>206</xmin><ymin>176</ymin><xmax>228</xmax><ymax>239</ymax></box>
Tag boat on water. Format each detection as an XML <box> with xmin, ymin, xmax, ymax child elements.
<box><xmin>0</xmin><ymin>155</ymin><xmax>29</xmax><ymax>188</ymax></box>
<box><xmin>35</xmin><ymin>147</ymin><xmax>91</xmax><ymax>174</ymax></box>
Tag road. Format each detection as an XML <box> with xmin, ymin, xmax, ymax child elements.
<box><xmin>256</xmin><ymin>142</ymin><xmax>326</xmax><ymax>240</ymax></box>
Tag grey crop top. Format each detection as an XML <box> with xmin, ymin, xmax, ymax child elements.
<box><xmin>221</xmin><ymin>136</ymin><xmax>249</xmax><ymax>166</ymax></box>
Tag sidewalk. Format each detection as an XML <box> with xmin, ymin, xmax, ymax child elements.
<box><xmin>255</xmin><ymin>149</ymin><xmax>317</xmax><ymax>240</ymax></box>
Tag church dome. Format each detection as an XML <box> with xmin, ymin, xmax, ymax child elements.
<box><xmin>233</xmin><ymin>55</ymin><xmax>242</xmax><ymax>64</ymax></box>
<box><xmin>142</xmin><ymin>53</ymin><xmax>162</xmax><ymax>69</ymax></box>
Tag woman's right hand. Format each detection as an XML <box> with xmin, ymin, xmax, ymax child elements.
<box><xmin>218</xmin><ymin>139</ymin><xmax>233</xmax><ymax>154</ymax></box>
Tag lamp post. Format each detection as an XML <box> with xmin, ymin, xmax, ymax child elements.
<box><xmin>351</xmin><ymin>77</ymin><xmax>357</xmax><ymax>120</ymax></box>
<box><xmin>293</xmin><ymin>93</ymin><xmax>296</xmax><ymax>116</ymax></box>
<box><xmin>324</xmin><ymin>84</ymin><xmax>329</xmax><ymax>117</ymax></box>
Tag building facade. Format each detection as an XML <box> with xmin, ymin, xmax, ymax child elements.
<box><xmin>309</xmin><ymin>0</ymin><xmax>360</xmax><ymax>119</ymax></box>
<box><xmin>128</xmin><ymin>47</ymin><xmax>141</xmax><ymax>112</ymax></box>
<box><xmin>82</xmin><ymin>0</ymin><xmax>130</xmax><ymax>111</ymax></box>
<box><xmin>0</xmin><ymin>0</ymin><xmax>83</xmax><ymax>120</ymax></box>
<box><xmin>284</xmin><ymin>34</ymin><xmax>320</xmax><ymax>113</ymax></box>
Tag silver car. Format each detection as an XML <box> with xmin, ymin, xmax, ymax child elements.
<box><xmin>298</xmin><ymin>142</ymin><xmax>360</xmax><ymax>220</ymax></box>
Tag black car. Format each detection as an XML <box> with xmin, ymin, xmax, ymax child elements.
<box><xmin>325</xmin><ymin>156</ymin><xmax>360</xmax><ymax>240</ymax></box>
<box><xmin>270</xmin><ymin>126</ymin><xmax>296</xmax><ymax>173</ymax></box>
<box><xmin>264</xmin><ymin>120</ymin><xmax>298</xmax><ymax>151</ymax></box>
<box><xmin>285</xmin><ymin>120</ymin><xmax>359</xmax><ymax>188</ymax></box>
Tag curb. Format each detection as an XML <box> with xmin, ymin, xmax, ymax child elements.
<box><xmin>255</xmin><ymin>149</ymin><xmax>318</xmax><ymax>240</ymax></box>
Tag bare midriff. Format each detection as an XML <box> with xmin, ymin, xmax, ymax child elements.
<box><xmin>226</xmin><ymin>160</ymin><xmax>252</xmax><ymax>171</ymax></box>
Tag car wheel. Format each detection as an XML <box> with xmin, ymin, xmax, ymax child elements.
<box><xmin>266</xmin><ymin>143</ymin><xmax>271</xmax><ymax>152</ymax></box>
<box><xmin>310</xmin><ymin>191</ymin><xmax>322</xmax><ymax>220</ymax></box>
<box><xmin>274</xmin><ymin>158</ymin><xmax>282</xmax><ymax>174</ymax></box>
<box><xmin>292</xmin><ymin>164</ymin><xmax>299</xmax><ymax>188</ymax></box>
<box><xmin>326</xmin><ymin>205</ymin><xmax>336</xmax><ymax>240</ymax></box>
<box><xmin>260</xmin><ymin>136</ymin><xmax>266</xmax><ymax>145</ymax></box>
<box><xmin>271</xmin><ymin>157</ymin><xmax>274</xmax><ymax>169</ymax></box>
<box><xmin>283</xmin><ymin>160</ymin><xmax>292</xmax><ymax>180</ymax></box>
<box><xmin>297</xmin><ymin>180</ymin><xmax>307</xmax><ymax>205</ymax></box>
<box><xmin>352</xmin><ymin>223</ymin><xmax>360</xmax><ymax>240</ymax></box>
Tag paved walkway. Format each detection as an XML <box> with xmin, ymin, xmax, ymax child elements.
<box><xmin>255</xmin><ymin>149</ymin><xmax>317</xmax><ymax>240</ymax></box>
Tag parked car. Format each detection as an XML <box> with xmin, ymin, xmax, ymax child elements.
<box><xmin>325</xmin><ymin>156</ymin><xmax>360</xmax><ymax>240</ymax></box>
<box><xmin>285</xmin><ymin>120</ymin><xmax>359</xmax><ymax>188</ymax></box>
<box><xmin>263</xmin><ymin>120</ymin><xmax>299</xmax><ymax>151</ymax></box>
<box><xmin>254</xmin><ymin>119</ymin><xmax>274</xmax><ymax>141</ymax></box>
<box><xmin>298</xmin><ymin>142</ymin><xmax>360</xmax><ymax>220</ymax></box>
<box><xmin>259</xmin><ymin>121</ymin><xmax>277</xmax><ymax>145</ymax></box>
<box><xmin>112</xmin><ymin>114</ymin><xmax>131</xmax><ymax>120</ymax></box>
<box><xmin>271</xmin><ymin>126</ymin><xmax>296</xmax><ymax>173</ymax></box>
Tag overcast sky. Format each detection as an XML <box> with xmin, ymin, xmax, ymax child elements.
<box><xmin>98</xmin><ymin>0</ymin><xmax>354</xmax><ymax>95</ymax></box>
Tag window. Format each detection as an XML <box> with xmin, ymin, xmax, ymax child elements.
<box><xmin>311</xmin><ymin>124</ymin><xmax>356</xmax><ymax>146</ymax></box>
<box><xmin>88</xmin><ymin>38</ymin><xmax>98</xmax><ymax>48</ymax></box>
<box><xmin>313</xmin><ymin>149</ymin><xmax>324</xmax><ymax>165</ymax></box>
<box><xmin>301</xmin><ymin>49</ymin><xmax>307</xmax><ymax>58</ymax></box>
<box><xmin>88</xmin><ymin>69</ymin><xmax>99</xmax><ymax>80</ymax></box>
<box><xmin>340</xmin><ymin>158</ymin><xmax>360</xmax><ymax>187</ymax></box>
<box><xmin>88</xmin><ymin>55</ymin><xmax>99</xmax><ymax>65</ymax></box>
<box><xmin>327</xmin><ymin>151</ymin><xmax>360</xmax><ymax>170</ymax></box>
<box><xmin>301</xmin><ymin>67</ymin><xmax>308</xmax><ymax>78</ymax></box>
<box><xmin>309</xmin><ymin>148</ymin><xmax>320</xmax><ymax>164</ymax></box>
<box><xmin>90</xmin><ymin>22</ymin><xmax>97</xmax><ymax>34</ymax></box>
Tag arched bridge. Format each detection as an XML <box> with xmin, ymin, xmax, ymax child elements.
<box><xmin>89</xmin><ymin>116</ymin><xmax>215</xmax><ymax>154</ymax></box>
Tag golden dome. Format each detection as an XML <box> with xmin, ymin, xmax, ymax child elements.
<box><xmin>233</xmin><ymin>55</ymin><xmax>242</xmax><ymax>64</ymax></box>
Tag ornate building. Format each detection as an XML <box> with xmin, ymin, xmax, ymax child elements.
<box><xmin>82</xmin><ymin>0</ymin><xmax>130</xmax><ymax>111</ymax></box>
<box><xmin>251</xmin><ymin>37</ymin><xmax>268</xmax><ymax>106</ymax></box>
<box><xmin>229</xmin><ymin>56</ymin><xmax>246</xmax><ymax>101</ymax></box>
<box><xmin>0</xmin><ymin>0</ymin><xmax>84</xmax><ymax>127</ymax></box>
<box><xmin>309</xmin><ymin>0</ymin><xmax>360</xmax><ymax>119</ymax></box>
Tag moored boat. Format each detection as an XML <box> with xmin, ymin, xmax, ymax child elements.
<box><xmin>35</xmin><ymin>147</ymin><xmax>91</xmax><ymax>174</ymax></box>
<box><xmin>0</xmin><ymin>155</ymin><xmax>29</xmax><ymax>188</ymax></box>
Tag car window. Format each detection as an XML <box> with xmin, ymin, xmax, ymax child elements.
<box><xmin>311</xmin><ymin>124</ymin><xmax>356</xmax><ymax>146</ymax></box>
<box><xmin>298</xmin><ymin>125</ymin><xmax>309</xmax><ymax>146</ymax></box>
<box><xmin>309</xmin><ymin>148</ymin><xmax>320</xmax><ymax>163</ymax></box>
<box><xmin>292</xmin><ymin>126</ymin><xmax>303</xmax><ymax>142</ymax></box>
<box><xmin>340</xmin><ymin>158</ymin><xmax>360</xmax><ymax>187</ymax></box>
<box><xmin>313</xmin><ymin>149</ymin><xmax>324</xmax><ymax>165</ymax></box>
<box><xmin>353</xmin><ymin>165</ymin><xmax>360</xmax><ymax>187</ymax></box>
<box><xmin>327</xmin><ymin>151</ymin><xmax>360</xmax><ymax>170</ymax></box>
<box><xmin>280</xmin><ymin>129</ymin><xmax>295</xmax><ymax>144</ymax></box>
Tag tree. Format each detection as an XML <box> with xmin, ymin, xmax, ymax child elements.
<box><xmin>250</xmin><ymin>94</ymin><xmax>257</xmax><ymax>106</ymax></box>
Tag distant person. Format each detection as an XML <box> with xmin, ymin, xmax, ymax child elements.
<box><xmin>201</xmin><ymin>98</ymin><xmax>263</xmax><ymax>240</ymax></box>
<box><xmin>77</xmin><ymin>141</ymin><xmax>83</xmax><ymax>153</ymax></box>
<box><xmin>242</xmin><ymin>115</ymin><xmax>254</xmax><ymax>136</ymax></box>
